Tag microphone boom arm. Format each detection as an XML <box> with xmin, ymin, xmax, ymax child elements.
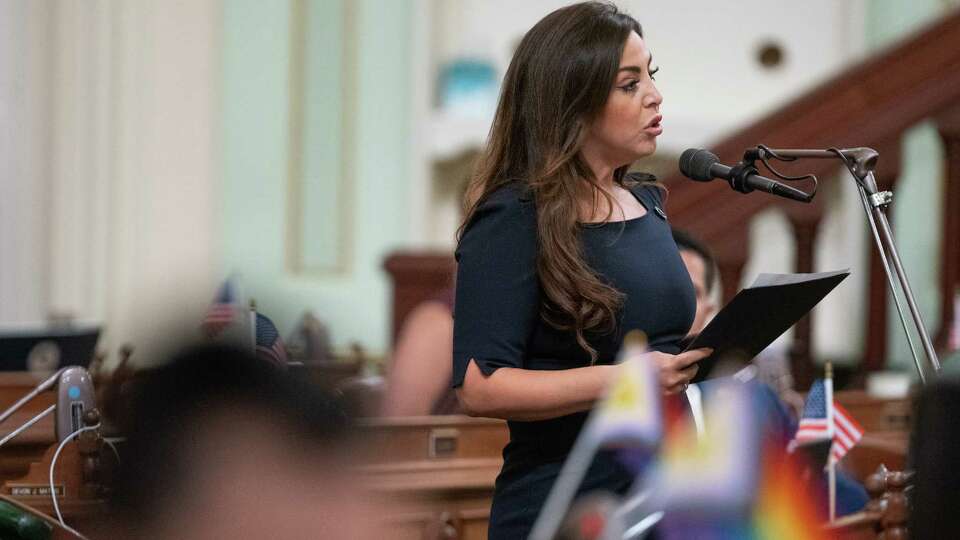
<box><xmin>0</xmin><ymin>404</ymin><xmax>56</xmax><ymax>448</ymax></box>
<box><xmin>0</xmin><ymin>368</ymin><xmax>64</xmax><ymax>427</ymax></box>
<box><xmin>748</xmin><ymin>145</ymin><xmax>941</xmax><ymax>382</ymax></box>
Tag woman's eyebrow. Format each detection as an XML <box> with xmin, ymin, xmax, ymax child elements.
<box><xmin>617</xmin><ymin>55</ymin><xmax>655</xmax><ymax>74</ymax></box>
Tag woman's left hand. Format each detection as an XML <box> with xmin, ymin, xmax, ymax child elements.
<box><xmin>646</xmin><ymin>347</ymin><xmax>712</xmax><ymax>394</ymax></box>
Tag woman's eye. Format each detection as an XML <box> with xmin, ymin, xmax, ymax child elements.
<box><xmin>649</xmin><ymin>67</ymin><xmax>660</xmax><ymax>81</ymax></box>
<box><xmin>620</xmin><ymin>81</ymin><xmax>639</xmax><ymax>92</ymax></box>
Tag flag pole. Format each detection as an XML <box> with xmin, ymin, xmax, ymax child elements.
<box><xmin>826</xmin><ymin>361</ymin><xmax>836</xmax><ymax>522</ymax></box>
<box><xmin>249</xmin><ymin>299</ymin><xmax>257</xmax><ymax>355</ymax></box>
<box><xmin>529</xmin><ymin>331</ymin><xmax>649</xmax><ymax>540</ymax></box>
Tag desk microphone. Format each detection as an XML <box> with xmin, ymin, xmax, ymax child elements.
<box><xmin>55</xmin><ymin>367</ymin><xmax>95</xmax><ymax>442</ymax></box>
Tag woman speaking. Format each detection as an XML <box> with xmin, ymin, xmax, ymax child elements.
<box><xmin>451</xmin><ymin>2</ymin><xmax>711</xmax><ymax>538</ymax></box>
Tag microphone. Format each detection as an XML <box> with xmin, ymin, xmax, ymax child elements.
<box><xmin>679</xmin><ymin>148</ymin><xmax>813</xmax><ymax>203</ymax></box>
<box><xmin>0</xmin><ymin>366</ymin><xmax>96</xmax><ymax>448</ymax></box>
<box><xmin>55</xmin><ymin>367</ymin><xmax>95</xmax><ymax>442</ymax></box>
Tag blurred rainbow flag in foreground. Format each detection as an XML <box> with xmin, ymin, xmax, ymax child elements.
<box><xmin>649</xmin><ymin>380</ymin><xmax>830</xmax><ymax>540</ymax></box>
<box><xmin>536</xmin><ymin>335</ymin><xmax>837</xmax><ymax>540</ymax></box>
<box><xmin>586</xmin><ymin>331</ymin><xmax>663</xmax><ymax>449</ymax></box>
<box><xmin>750</xmin><ymin>446</ymin><xmax>829</xmax><ymax>540</ymax></box>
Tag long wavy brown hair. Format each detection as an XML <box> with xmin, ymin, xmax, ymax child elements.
<box><xmin>458</xmin><ymin>2</ymin><xmax>649</xmax><ymax>361</ymax></box>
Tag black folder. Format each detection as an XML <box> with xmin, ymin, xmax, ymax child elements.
<box><xmin>685</xmin><ymin>269</ymin><xmax>850</xmax><ymax>383</ymax></box>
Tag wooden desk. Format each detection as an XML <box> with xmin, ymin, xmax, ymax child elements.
<box><xmin>834</xmin><ymin>390</ymin><xmax>912</xmax><ymax>434</ymax></box>
<box><xmin>355</xmin><ymin>393</ymin><xmax>915</xmax><ymax>538</ymax></box>
<box><xmin>356</xmin><ymin>415</ymin><xmax>508</xmax><ymax>540</ymax></box>
<box><xmin>0</xmin><ymin>373</ymin><xmax>110</xmax><ymax>535</ymax></box>
<box><xmin>834</xmin><ymin>390</ymin><xmax>912</xmax><ymax>483</ymax></box>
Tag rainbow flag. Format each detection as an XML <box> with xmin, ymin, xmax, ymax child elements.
<box><xmin>529</xmin><ymin>332</ymin><xmax>661</xmax><ymax>540</ymax></box>
<box><xmin>652</xmin><ymin>380</ymin><xmax>760</xmax><ymax>515</ymax></box>
<box><xmin>586</xmin><ymin>331</ymin><xmax>662</xmax><ymax>449</ymax></box>
<box><xmin>651</xmin><ymin>381</ymin><xmax>829</xmax><ymax>540</ymax></box>
<box><xmin>751</xmin><ymin>443</ymin><xmax>830</xmax><ymax>540</ymax></box>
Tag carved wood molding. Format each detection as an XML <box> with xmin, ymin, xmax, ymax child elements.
<box><xmin>666</xmin><ymin>10</ymin><xmax>960</xmax><ymax>248</ymax></box>
<box><xmin>786</xmin><ymin>211</ymin><xmax>824</xmax><ymax>389</ymax></box>
<box><xmin>935</xmin><ymin>107</ymin><xmax>960</xmax><ymax>353</ymax></box>
<box><xmin>667</xmin><ymin>12</ymin><xmax>960</xmax><ymax>376</ymax></box>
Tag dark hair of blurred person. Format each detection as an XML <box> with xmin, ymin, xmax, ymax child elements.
<box><xmin>107</xmin><ymin>345</ymin><xmax>378</xmax><ymax>539</ymax></box>
<box><xmin>910</xmin><ymin>377</ymin><xmax>960</xmax><ymax>539</ymax></box>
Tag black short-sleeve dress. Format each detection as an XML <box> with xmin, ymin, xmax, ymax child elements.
<box><xmin>452</xmin><ymin>176</ymin><xmax>696</xmax><ymax>539</ymax></box>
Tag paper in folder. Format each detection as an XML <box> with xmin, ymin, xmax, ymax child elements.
<box><xmin>685</xmin><ymin>269</ymin><xmax>850</xmax><ymax>383</ymax></box>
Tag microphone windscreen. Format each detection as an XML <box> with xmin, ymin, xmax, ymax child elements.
<box><xmin>679</xmin><ymin>148</ymin><xmax>719</xmax><ymax>181</ymax></box>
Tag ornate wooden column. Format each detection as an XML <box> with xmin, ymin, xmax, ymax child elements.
<box><xmin>785</xmin><ymin>199</ymin><xmax>826</xmax><ymax>389</ymax></box>
<box><xmin>862</xmin><ymin>139</ymin><xmax>903</xmax><ymax>373</ymax></box>
<box><xmin>935</xmin><ymin>108</ymin><xmax>960</xmax><ymax>353</ymax></box>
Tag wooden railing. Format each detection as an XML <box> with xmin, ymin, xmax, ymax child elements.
<box><xmin>663</xmin><ymin>9</ymin><xmax>960</xmax><ymax>387</ymax></box>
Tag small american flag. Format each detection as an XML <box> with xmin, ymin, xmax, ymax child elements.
<box><xmin>202</xmin><ymin>280</ymin><xmax>238</xmax><ymax>337</ymax></box>
<box><xmin>830</xmin><ymin>402</ymin><xmax>863</xmax><ymax>464</ymax></box>
<box><xmin>795</xmin><ymin>379</ymin><xmax>832</xmax><ymax>442</ymax></box>
<box><xmin>793</xmin><ymin>379</ymin><xmax>864</xmax><ymax>464</ymax></box>
<box><xmin>255</xmin><ymin>312</ymin><xmax>288</xmax><ymax>367</ymax></box>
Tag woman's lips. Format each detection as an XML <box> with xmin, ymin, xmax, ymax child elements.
<box><xmin>645</xmin><ymin>115</ymin><xmax>663</xmax><ymax>135</ymax></box>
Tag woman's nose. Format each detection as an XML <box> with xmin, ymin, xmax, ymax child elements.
<box><xmin>645</xmin><ymin>84</ymin><xmax>663</xmax><ymax>109</ymax></box>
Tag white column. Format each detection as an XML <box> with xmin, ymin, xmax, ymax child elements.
<box><xmin>96</xmin><ymin>0</ymin><xmax>221</xmax><ymax>364</ymax></box>
<box><xmin>2</xmin><ymin>0</ymin><xmax>221</xmax><ymax>365</ymax></box>
<box><xmin>0</xmin><ymin>0</ymin><xmax>54</xmax><ymax>324</ymax></box>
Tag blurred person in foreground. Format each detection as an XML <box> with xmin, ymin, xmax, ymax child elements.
<box><xmin>106</xmin><ymin>345</ymin><xmax>379</xmax><ymax>540</ymax></box>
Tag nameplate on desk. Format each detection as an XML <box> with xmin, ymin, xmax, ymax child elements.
<box><xmin>429</xmin><ymin>428</ymin><xmax>459</xmax><ymax>458</ymax></box>
<box><xmin>7</xmin><ymin>484</ymin><xmax>64</xmax><ymax>497</ymax></box>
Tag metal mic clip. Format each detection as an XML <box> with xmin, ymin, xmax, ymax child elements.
<box><xmin>742</xmin><ymin>146</ymin><xmax>764</xmax><ymax>162</ymax></box>
<box><xmin>840</xmin><ymin>147</ymin><xmax>879</xmax><ymax>181</ymax></box>
<box><xmin>728</xmin><ymin>160</ymin><xmax>759</xmax><ymax>194</ymax></box>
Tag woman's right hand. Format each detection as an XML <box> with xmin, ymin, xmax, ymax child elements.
<box><xmin>646</xmin><ymin>348</ymin><xmax>712</xmax><ymax>394</ymax></box>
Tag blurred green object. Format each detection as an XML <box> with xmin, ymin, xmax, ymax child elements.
<box><xmin>0</xmin><ymin>500</ymin><xmax>52</xmax><ymax>540</ymax></box>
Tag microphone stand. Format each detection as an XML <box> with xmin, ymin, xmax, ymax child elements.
<box><xmin>748</xmin><ymin>147</ymin><xmax>941</xmax><ymax>383</ymax></box>
<box><xmin>0</xmin><ymin>368</ymin><xmax>65</xmax><ymax>448</ymax></box>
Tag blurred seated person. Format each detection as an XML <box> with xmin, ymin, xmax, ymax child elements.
<box><xmin>108</xmin><ymin>344</ymin><xmax>380</xmax><ymax>539</ymax></box>
<box><xmin>674</xmin><ymin>228</ymin><xmax>867</xmax><ymax>516</ymax></box>
<box><xmin>672</xmin><ymin>229</ymin><xmax>718</xmax><ymax>338</ymax></box>
<box><xmin>381</xmin><ymin>288</ymin><xmax>461</xmax><ymax>416</ymax></box>
<box><xmin>673</xmin><ymin>228</ymin><xmax>804</xmax><ymax>419</ymax></box>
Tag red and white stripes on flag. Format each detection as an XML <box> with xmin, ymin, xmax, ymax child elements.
<box><xmin>793</xmin><ymin>377</ymin><xmax>865</xmax><ymax>464</ymax></box>
<box><xmin>830</xmin><ymin>402</ymin><xmax>864</xmax><ymax>464</ymax></box>
<box><xmin>203</xmin><ymin>304</ymin><xmax>236</xmax><ymax>336</ymax></box>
